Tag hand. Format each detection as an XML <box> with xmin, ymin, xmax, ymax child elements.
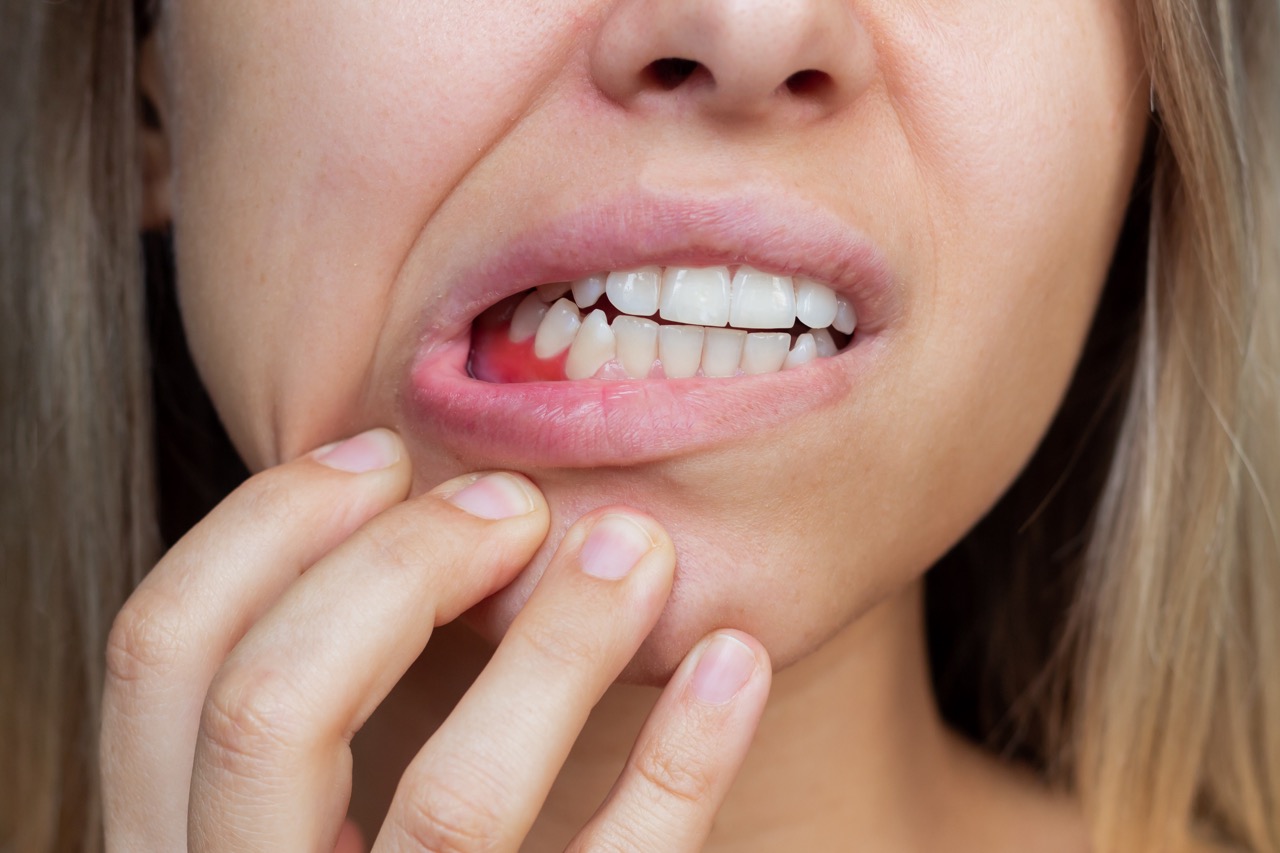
<box><xmin>100</xmin><ymin>428</ymin><xmax>771</xmax><ymax>851</ymax></box>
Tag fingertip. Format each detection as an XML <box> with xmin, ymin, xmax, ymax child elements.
<box><xmin>586</xmin><ymin>506</ymin><xmax>675</xmax><ymax>556</ymax></box>
<box><xmin>435</xmin><ymin>471</ymin><xmax>547</xmax><ymax>521</ymax></box>
<box><xmin>689</xmin><ymin>631</ymin><xmax>768</xmax><ymax>706</ymax></box>
<box><xmin>310</xmin><ymin>428</ymin><xmax>406</xmax><ymax>474</ymax></box>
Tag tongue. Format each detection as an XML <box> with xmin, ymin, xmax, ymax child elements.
<box><xmin>469</xmin><ymin>315</ymin><xmax>569</xmax><ymax>383</ymax></box>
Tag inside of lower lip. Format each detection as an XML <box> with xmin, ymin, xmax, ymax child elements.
<box><xmin>468</xmin><ymin>274</ymin><xmax>855</xmax><ymax>384</ymax></box>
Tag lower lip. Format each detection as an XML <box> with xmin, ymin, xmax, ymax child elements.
<box><xmin>404</xmin><ymin>329</ymin><xmax>880</xmax><ymax>468</ymax></box>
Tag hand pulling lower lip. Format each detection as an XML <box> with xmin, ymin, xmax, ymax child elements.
<box><xmin>410</xmin><ymin>191</ymin><xmax>902</xmax><ymax>357</ymax></box>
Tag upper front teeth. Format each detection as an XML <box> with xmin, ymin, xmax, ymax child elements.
<box><xmin>542</xmin><ymin>265</ymin><xmax>853</xmax><ymax>333</ymax></box>
<box><xmin>729</xmin><ymin>267</ymin><xmax>796</xmax><ymax>329</ymax></box>
<box><xmin>604</xmin><ymin>267</ymin><xmax>661</xmax><ymax>315</ymax></box>
<box><xmin>660</xmin><ymin>267</ymin><xmax>732</xmax><ymax>326</ymax></box>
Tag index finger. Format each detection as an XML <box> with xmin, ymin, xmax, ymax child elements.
<box><xmin>101</xmin><ymin>429</ymin><xmax>411</xmax><ymax>853</ymax></box>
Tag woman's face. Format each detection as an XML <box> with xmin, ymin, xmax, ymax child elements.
<box><xmin>150</xmin><ymin>0</ymin><xmax>1148</xmax><ymax>678</ymax></box>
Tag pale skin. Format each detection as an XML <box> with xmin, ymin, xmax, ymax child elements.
<box><xmin>104</xmin><ymin>0</ymin><xmax>1151</xmax><ymax>850</ymax></box>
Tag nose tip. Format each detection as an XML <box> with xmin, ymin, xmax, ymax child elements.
<box><xmin>591</xmin><ymin>0</ymin><xmax>875</xmax><ymax>121</ymax></box>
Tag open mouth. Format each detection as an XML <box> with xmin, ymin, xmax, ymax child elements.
<box><xmin>469</xmin><ymin>265</ymin><xmax>856</xmax><ymax>384</ymax></box>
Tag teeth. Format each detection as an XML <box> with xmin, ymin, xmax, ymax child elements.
<box><xmin>658</xmin><ymin>325</ymin><xmax>705</xmax><ymax>379</ymax></box>
<box><xmin>533</xmin><ymin>298</ymin><xmax>581</xmax><ymax>359</ymax></box>
<box><xmin>701</xmin><ymin>328</ymin><xmax>747</xmax><ymax>378</ymax></box>
<box><xmin>794</xmin><ymin>277</ymin><xmax>838</xmax><ymax>329</ymax></box>
<box><xmin>729</xmin><ymin>267</ymin><xmax>797</xmax><ymax>330</ymax></box>
<box><xmin>571</xmin><ymin>274</ymin><xmax>606</xmax><ymax>309</ymax></box>
<box><xmin>510</xmin><ymin>292</ymin><xmax>550</xmax><ymax>343</ymax></box>
<box><xmin>811</xmin><ymin>327</ymin><xmax>838</xmax><ymax>358</ymax></box>
<box><xmin>612</xmin><ymin>316</ymin><xmax>659</xmax><ymax>379</ymax></box>
<box><xmin>833</xmin><ymin>296</ymin><xmax>857</xmax><ymax>335</ymax></box>
<box><xmin>659</xmin><ymin>267</ymin><xmax>731</xmax><ymax>327</ymax></box>
<box><xmin>606</xmin><ymin>267</ymin><xmax>662</xmax><ymax>316</ymax></box>
<box><xmin>500</xmin><ymin>267</ymin><xmax>855</xmax><ymax>381</ymax></box>
<box><xmin>784</xmin><ymin>333</ymin><xmax>817</xmax><ymax>370</ymax></box>
<box><xmin>537</xmin><ymin>282</ymin><xmax>571</xmax><ymax>303</ymax></box>
<box><xmin>564</xmin><ymin>309</ymin><xmax>615</xmax><ymax>380</ymax></box>
<box><xmin>741</xmin><ymin>332</ymin><xmax>791</xmax><ymax>375</ymax></box>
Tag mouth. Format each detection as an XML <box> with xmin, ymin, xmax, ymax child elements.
<box><xmin>469</xmin><ymin>266</ymin><xmax>857</xmax><ymax>383</ymax></box>
<box><xmin>404</xmin><ymin>192</ymin><xmax>900</xmax><ymax>468</ymax></box>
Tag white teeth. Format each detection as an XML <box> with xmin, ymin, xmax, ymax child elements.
<box><xmin>741</xmin><ymin>332</ymin><xmax>791</xmax><ymax>375</ymax></box>
<box><xmin>659</xmin><ymin>267</ymin><xmax>731</xmax><ymax>327</ymax></box>
<box><xmin>833</xmin><ymin>296</ymin><xmax>857</xmax><ymax>335</ymax></box>
<box><xmin>794</xmin><ymin>277</ymin><xmax>838</xmax><ymax>329</ymax></box>
<box><xmin>701</xmin><ymin>328</ymin><xmax>747</xmax><ymax>378</ymax></box>
<box><xmin>612</xmin><ymin>316</ymin><xmax>659</xmax><ymax>379</ymax></box>
<box><xmin>729</xmin><ymin>267</ymin><xmax>796</xmax><ymax>330</ymax></box>
<box><xmin>658</xmin><ymin>325</ymin><xmax>705</xmax><ymax>379</ymax></box>
<box><xmin>533</xmin><ymin>298</ymin><xmax>581</xmax><ymax>359</ymax></box>
<box><xmin>537</xmin><ymin>282</ymin><xmax>571</xmax><ymax>303</ymax></box>
<box><xmin>811</xmin><ymin>327</ymin><xmax>838</xmax><ymax>358</ymax></box>
<box><xmin>784</xmin><ymin>333</ymin><xmax>817</xmax><ymax>369</ymax></box>
<box><xmin>606</xmin><ymin>267</ymin><xmax>662</xmax><ymax>316</ymax></box>
<box><xmin>571</xmin><ymin>274</ymin><xmax>606</xmax><ymax>309</ymax></box>
<box><xmin>564</xmin><ymin>309</ymin><xmax>615</xmax><ymax>380</ymax></box>
<box><xmin>509</xmin><ymin>291</ymin><xmax>550</xmax><ymax>343</ymax></box>
<box><xmin>506</xmin><ymin>267</ymin><xmax>855</xmax><ymax>381</ymax></box>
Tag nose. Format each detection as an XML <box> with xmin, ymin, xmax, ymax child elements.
<box><xmin>590</xmin><ymin>0</ymin><xmax>875</xmax><ymax>122</ymax></box>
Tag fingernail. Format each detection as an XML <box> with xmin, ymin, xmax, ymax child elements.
<box><xmin>446</xmin><ymin>473</ymin><xmax>536</xmax><ymax>520</ymax></box>
<box><xmin>579</xmin><ymin>514</ymin><xmax>655</xmax><ymax>580</ymax></box>
<box><xmin>314</xmin><ymin>429</ymin><xmax>400</xmax><ymax>473</ymax></box>
<box><xmin>691</xmin><ymin>634</ymin><xmax>756</xmax><ymax>705</ymax></box>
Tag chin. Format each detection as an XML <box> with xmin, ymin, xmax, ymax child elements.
<box><xmin>458</xmin><ymin>485</ymin><xmax>908</xmax><ymax>687</ymax></box>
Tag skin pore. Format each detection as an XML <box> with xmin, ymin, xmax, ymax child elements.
<box><xmin>138</xmin><ymin>0</ymin><xmax>1150</xmax><ymax>849</ymax></box>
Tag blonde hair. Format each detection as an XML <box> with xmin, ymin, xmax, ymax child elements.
<box><xmin>1</xmin><ymin>1</ymin><xmax>1276</xmax><ymax>851</ymax></box>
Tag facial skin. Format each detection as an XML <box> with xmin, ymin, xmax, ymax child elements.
<box><xmin>143</xmin><ymin>0</ymin><xmax>1148</xmax><ymax>683</ymax></box>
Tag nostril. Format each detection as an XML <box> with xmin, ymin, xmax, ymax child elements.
<box><xmin>645</xmin><ymin>57</ymin><xmax>702</xmax><ymax>90</ymax></box>
<box><xmin>784</xmin><ymin>69</ymin><xmax>833</xmax><ymax>97</ymax></box>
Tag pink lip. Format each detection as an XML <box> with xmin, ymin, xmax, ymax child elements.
<box><xmin>404</xmin><ymin>191</ymin><xmax>901</xmax><ymax>468</ymax></box>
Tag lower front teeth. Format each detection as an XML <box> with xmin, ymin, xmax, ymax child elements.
<box><xmin>658</xmin><ymin>325</ymin><xmax>704</xmax><ymax>379</ymax></box>
<box><xmin>565</xmin><ymin>309</ymin><xmax>615</xmax><ymax>380</ymax></box>
<box><xmin>742</xmin><ymin>333</ymin><xmax>791</xmax><ymax>374</ymax></box>
<box><xmin>614</xmin><ymin>316</ymin><xmax>659</xmax><ymax>379</ymax></box>
<box><xmin>533</xmin><ymin>298</ymin><xmax>581</xmax><ymax>359</ymax></box>
<box><xmin>702</xmin><ymin>328</ymin><xmax>747</xmax><ymax>378</ymax></box>
<box><xmin>784</xmin><ymin>333</ymin><xmax>817</xmax><ymax>369</ymax></box>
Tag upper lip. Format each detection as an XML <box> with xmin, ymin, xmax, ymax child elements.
<box><xmin>412</xmin><ymin>188</ymin><xmax>902</xmax><ymax>356</ymax></box>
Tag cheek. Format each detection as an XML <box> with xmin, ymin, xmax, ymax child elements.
<box><xmin>871</xmin><ymin>0</ymin><xmax>1146</xmax><ymax>496</ymax></box>
<box><xmin>162</xmin><ymin>1</ymin><xmax>581</xmax><ymax>468</ymax></box>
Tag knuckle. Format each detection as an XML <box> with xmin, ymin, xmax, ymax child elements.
<box><xmin>347</xmin><ymin>508</ymin><xmax>443</xmax><ymax>576</ymax></box>
<box><xmin>105</xmin><ymin>590</ymin><xmax>187</xmax><ymax>686</ymax></box>
<box><xmin>515</xmin><ymin>614</ymin><xmax>604</xmax><ymax>669</ymax></box>
<box><xmin>199</xmin><ymin>668</ymin><xmax>310</xmax><ymax>773</ymax></box>
<box><xmin>232</xmin><ymin>470</ymin><xmax>301</xmax><ymax>529</ymax></box>
<box><xmin>566</xmin><ymin>826</ymin><xmax>640</xmax><ymax>853</ymax></box>
<box><xmin>631</xmin><ymin>734</ymin><xmax>715</xmax><ymax>806</ymax></box>
<box><xmin>395</xmin><ymin>778</ymin><xmax>506</xmax><ymax>853</ymax></box>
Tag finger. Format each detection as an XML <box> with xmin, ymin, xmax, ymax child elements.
<box><xmin>101</xmin><ymin>428</ymin><xmax>411</xmax><ymax>853</ymax></box>
<box><xmin>568</xmin><ymin>630</ymin><xmax>770</xmax><ymax>853</ymax></box>
<box><xmin>187</xmin><ymin>471</ymin><xmax>549</xmax><ymax>852</ymax></box>
<box><xmin>373</xmin><ymin>509</ymin><xmax>676</xmax><ymax>853</ymax></box>
<box><xmin>334</xmin><ymin>819</ymin><xmax>367</xmax><ymax>853</ymax></box>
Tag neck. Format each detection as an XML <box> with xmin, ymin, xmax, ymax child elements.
<box><xmin>350</xmin><ymin>579</ymin><xmax>964</xmax><ymax>851</ymax></box>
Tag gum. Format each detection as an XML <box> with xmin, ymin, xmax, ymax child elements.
<box><xmin>469</xmin><ymin>319</ymin><xmax>569</xmax><ymax>383</ymax></box>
